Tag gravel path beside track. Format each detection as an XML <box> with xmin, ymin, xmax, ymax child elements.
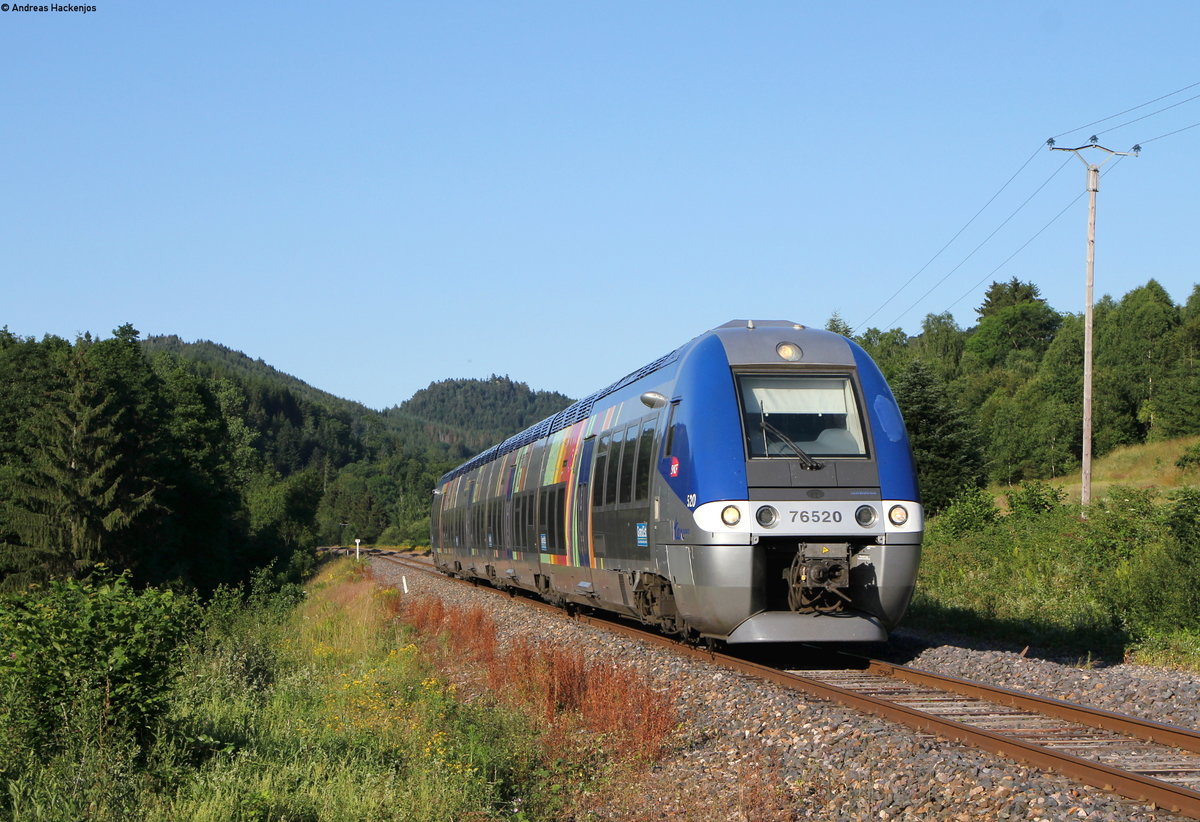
<box><xmin>371</xmin><ymin>558</ymin><xmax>1198</xmax><ymax>821</ymax></box>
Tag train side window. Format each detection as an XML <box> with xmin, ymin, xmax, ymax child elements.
<box><xmin>546</xmin><ymin>487</ymin><xmax>559</xmax><ymax>551</ymax></box>
<box><xmin>554</xmin><ymin>485</ymin><xmax>566</xmax><ymax>551</ymax></box>
<box><xmin>522</xmin><ymin>494</ymin><xmax>531</xmax><ymax>548</ymax></box>
<box><xmin>541</xmin><ymin>490</ymin><xmax>551</xmax><ymax>551</ymax></box>
<box><xmin>635</xmin><ymin>419</ymin><xmax>655</xmax><ymax>501</ymax></box>
<box><xmin>593</xmin><ymin>433</ymin><xmax>609</xmax><ymax>508</ymax></box>
<box><xmin>619</xmin><ymin>422</ymin><xmax>638</xmax><ymax>505</ymax></box>
<box><xmin>664</xmin><ymin>400</ymin><xmax>680</xmax><ymax>456</ymax></box>
<box><xmin>550</xmin><ymin>489</ymin><xmax>559</xmax><ymax>551</ymax></box>
<box><xmin>605</xmin><ymin>427</ymin><xmax>624</xmax><ymax>506</ymax></box>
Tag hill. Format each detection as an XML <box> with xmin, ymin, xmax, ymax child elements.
<box><xmin>142</xmin><ymin>336</ymin><xmax>574</xmax><ymax>460</ymax></box>
<box><xmin>392</xmin><ymin>375</ymin><xmax>574</xmax><ymax>449</ymax></box>
<box><xmin>994</xmin><ymin>434</ymin><xmax>1200</xmax><ymax>505</ymax></box>
<box><xmin>142</xmin><ymin>335</ymin><xmax>373</xmax><ymax>418</ymax></box>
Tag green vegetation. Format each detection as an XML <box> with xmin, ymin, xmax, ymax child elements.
<box><xmin>0</xmin><ymin>558</ymin><xmax>677</xmax><ymax>820</ymax></box>
<box><xmin>845</xmin><ymin>277</ymin><xmax>1200</xmax><ymax>510</ymax></box>
<box><xmin>912</xmin><ymin>477</ymin><xmax>1200</xmax><ymax>667</ymax></box>
<box><xmin>844</xmin><ymin>273</ymin><xmax>1200</xmax><ymax>667</ymax></box>
<box><xmin>1</xmin><ymin>327</ymin><xmax>572</xmax><ymax>591</ymax></box>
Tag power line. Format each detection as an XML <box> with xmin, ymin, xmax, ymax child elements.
<box><xmin>942</xmin><ymin>156</ymin><xmax>1129</xmax><ymax>314</ymax></box>
<box><xmin>1050</xmin><ymin>80</ymin><xmax>1200</xmax><ymax>141</ymax></box>
<box><xmin>1091</xmin><ymin>92</ymin><xmax>1200</xmax><ymax>142</ymax></box>
<box><xmin>1137</xmin><ymin>120</ymin><xmax>1200</xmax><ymax>146</ymax></box>
<box><xmin>849</xmin><ymin>143</ymin><xmax>1043</xmax><ymax>334</ymax></box>
<box><xmin>849</xmin><ymin>81</ymin><xmax>1199</xmax><ymax>334</ymax></box>
<box><xmin>877</xmin><ymin>155</ymin><xmax>1074</xmax><ymax>331</ymax></box>
<box><xmin>942</xmin><ymin>193</ymin><xmax>1083</xmax><ymax>312</ymax></box>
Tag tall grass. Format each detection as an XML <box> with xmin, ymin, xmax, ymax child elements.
<box><xmin>150</xmin><ymin>560</ymin><xmax>539</xmax><ymax>821</ymax></box>
<box><xmin>1</xmin><ymin>558</ymin><xmax>682</xmax><ymax>820</ymax></box>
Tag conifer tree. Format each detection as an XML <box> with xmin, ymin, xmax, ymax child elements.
<box><xmin>891</xmin><ymin>359</ymin><xmax>985</xmax><ymax>513</ymax></box>
<box><xmin>1</xmin><ymin>343</ymin><xmax>154</xmax><ymax>587</ymax></box>
<box><xmin>825</xmin><ymin>312</ymin><xmax>853</xmax><ymax>337</ymax></box>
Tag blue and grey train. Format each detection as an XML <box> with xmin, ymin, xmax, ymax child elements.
<box><xmin>430</xmin><ymin>320</ymin><xmax>923</xmax><ymax>644</ymax></box>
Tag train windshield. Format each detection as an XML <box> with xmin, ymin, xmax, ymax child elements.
<box><xmin>738</xmin><ymin>374</ymin><xmax>868</xmax><ymax>458</ymax></box>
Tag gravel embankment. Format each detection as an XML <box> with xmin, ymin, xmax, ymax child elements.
<box><xmin>883</xmin><ymin>631</ymin><xmax>1200</xmax><ymax>733</ymax></box>
<box><xmin>372</xmin><ymin>559</ymin><xmax>1198</xmax><ymax>821</ymax></box>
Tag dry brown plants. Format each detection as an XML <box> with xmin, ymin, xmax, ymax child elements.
<box><xmin>393</xmin><ymin>588</ymin><xmax>678</xmax><ymax>766</ymax></box>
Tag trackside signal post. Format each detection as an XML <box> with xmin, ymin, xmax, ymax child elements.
<box><xmin>1048</xmin><ymin>139</ymin><xmax>1138</xmax><ymax>510</ymax></box>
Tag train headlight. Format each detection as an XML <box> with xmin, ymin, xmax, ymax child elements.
<box><xmin>755</xmin><ymin>505</ymin><xmax>779</xmax><ymax>528</ymax></box>
<box><xmin>721</xmin><ymin>505</ymin><xmax>742</xmax><ymax>526</ymax></box>
<box><xmin>854</xmin><ymin>505</ymin><xmax>878</xmax><ymax>527</ymax></box>
<box><xmin>888</xmin><ymin>505</ymin><xmax>909</xmax><ymax>526</ymax></box>
<box><xmin>776</xmin><ymin>342</ymin><xmax>802</xmax><ymax>362</ymax></box>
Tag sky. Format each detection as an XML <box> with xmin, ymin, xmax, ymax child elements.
<box><xmin>3</xmin><ymin>2</ymin><xmax>1198</xmax><ymax>409</ymax></box>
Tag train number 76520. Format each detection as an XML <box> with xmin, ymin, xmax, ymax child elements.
<box><xmin>788</xmin><ymin>510</ymin><xmax>843</xmax><ymax>524</ymax></box>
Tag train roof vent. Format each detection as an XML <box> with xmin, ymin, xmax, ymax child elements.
<box><xmin>717</xmin><ymin>319</ymin><xmax>799</xmax><ymax>329</ymax></box>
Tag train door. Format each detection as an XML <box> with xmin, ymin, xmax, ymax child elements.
<box><xmin>575</xmin><ymin>436</ymin><xmax>596</xmax><ymax>568</ymax></box>
<box><xmin>465</xmin><ymin>480</ymin><xmax>477</xmax><ymax>562</ymax></box>
<box><xmin>503</xmin><ymin>462</ymin><xmax>516</xmax><ymax>558</ymax></box>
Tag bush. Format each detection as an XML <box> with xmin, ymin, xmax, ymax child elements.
<box><xmin>1083</xmin><ymin>486</ymin><xmax>1200</xmax><ymax>641</ymax></box>
<box><xmin>0</xmin><ymin>572</ymin><xmax>200</xmax><ymax>757</ymax></box>
<box><xmin>1176</xmin><ymin>443</ymin><xmax>1200</xmax><ymax>471</ymax></box>
<box><xmin>932</xmin><ymin>486</ymin><xmax>1000</xmax><ymax>540</ymax></box>
<box><xmin>1007</xmin><ymin>480</ymin><xmax>1066</xmax><ymax>518</ymax></box>
<box><xmin>1081</xmin><ymin>486</ymin><xmax>1162</xmax><ymax>571</ymax></box>
<box><xmin>1162</xmin><ymin>487</ymin><xmax>1200</xmax><ymax>554</ymax></box>
<box><xmin>915</xmin><ymin>482</ymin><xmax>1200</xmax><ymax>664</ymax></box>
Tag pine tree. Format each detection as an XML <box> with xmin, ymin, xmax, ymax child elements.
<box><xmin>825</xmin><ymin>312</ymin><xmax>853</xmax><ymax>336</ymax></box>
<box><xmin>1</xmin><ymin>343</ymin><xmax>154</xmax><ymax>587</ymax></box>
<box><xmin>976</xmin><ymin>277</ymin><xmax>1044</xmax><ymax>317</ymax></box>
<box><xmin>890</xmin><ymin>360</ymin><xmax>985</xmax><ymax>513</ymax></box>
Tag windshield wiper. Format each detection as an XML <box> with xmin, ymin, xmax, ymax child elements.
<box><xmin>760</xmin><ymin>417</ymin><xmax>824</xmax><ymax>470</ymax></box>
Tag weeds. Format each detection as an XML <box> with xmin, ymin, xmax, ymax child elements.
<box><xmin>914</xmin><ymin>484</ymin><xmax>1200</xmax><ymax>667</ymax></box>
<box><xmin>0</xmin><ymin>559</ymin><xmax>571</xmax><ymax>820</ymax></box>
<box><xmin>398</xmin><ymin>590</ymin><xmax>679</xmax><ymax>774</ymax></box>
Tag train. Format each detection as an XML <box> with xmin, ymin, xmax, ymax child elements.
<box><xmin>430</xmin><ymin>320</ymin><xmax>923</xmax><ymax>644</ymax></box>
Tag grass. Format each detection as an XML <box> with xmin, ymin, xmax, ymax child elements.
<box><xmin>1</xmin><ymin>558</ymin><xmax>681</xmax><ymax>820</ymax></box>
<box><xmin>913</xmin><ymin>470</ymin><xmax>1200</xmax><ymax>669</ymax></box>
<box><xmin>993</xmin><ymin>434</ymin><xmax>1200</xmax><ymax>506</ymax></box>
<box><xmin>144</xmin><ymin>560</ymin><xmax>539</xmax><ymax>821</ymax></box>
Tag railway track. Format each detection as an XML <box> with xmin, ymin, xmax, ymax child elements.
<box><xmin>365</xmin><ymin>549</ymin><xmax>1200</xmax><ymax>818</ymax></box>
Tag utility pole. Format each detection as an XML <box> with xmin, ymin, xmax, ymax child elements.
<box><xmin>1048</xmin><ymin>138</ymin><xmax>1138</xmax><ymax>510</ymax></box>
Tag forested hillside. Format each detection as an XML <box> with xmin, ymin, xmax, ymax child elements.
<box><xmin>842</xmin><ymin>277</ymin><xmax>1200</xmax><ymax>511</ymax></box>
<box><xmin>393</xmin><ymin>376</ymin><xmax>573</xmax><ymax>446</ymax></box>
<box><xmin>0</xmin><ymin>328</ymin><xmax>572</xmax><ymax>592</ymax></box>
<box><xmin>3</xmin><ymin>276</ymin><xmax>1197</xmax><ymax>592</ymax></box>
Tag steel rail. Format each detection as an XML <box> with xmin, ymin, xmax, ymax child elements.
<box><xmin>368</xmin><ymin>552</ymin><xmax>1200</xmax><ymax>817</ymax></box>
<box><xmin>860</xmin><ymin>658</ymin><xmax>1200</xmax><ymax>755</ymax></box>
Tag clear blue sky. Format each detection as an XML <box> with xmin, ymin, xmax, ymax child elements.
<box><xmin>3</xmin><ymin>2</ymin><xmax>1198</xmax><ymax>408</ymax></box>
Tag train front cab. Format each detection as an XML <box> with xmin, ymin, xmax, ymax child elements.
<box><xmin>660</xmin><ymin>325</ymin><xmax>924</xmax><ymax>644</ymax></box>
